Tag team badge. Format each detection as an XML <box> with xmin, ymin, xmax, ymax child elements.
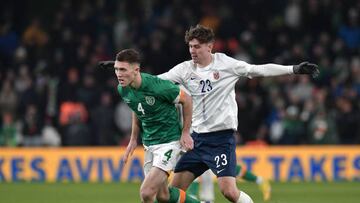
<box><xmin>213</xmin><ymin>71</ymin><xmax>220</xmax><ymax>80</ymax></box>
<box><xmin>145</xmin><ymin>96</ymin><xmax>155</xmax><ymax>106</ymax></box>
<box><xmin>123</xmin><ymin>98</ymin><xmax>130</xmax><ymax>103</ymax></box>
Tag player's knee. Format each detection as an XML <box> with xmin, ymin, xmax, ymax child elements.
<box><xmin>140</xmin><ymin>187</ymin><xmax>156</xmax><ymax>202</ymax></box>
<box><xmin>156</xmin><ymin>191</ymin><xmax>169</xmax><ymax>203</ymax></box>
<box><xmin>220</xmin><ymin>187</ymin><xmax>238</xmax><ymax>202</ymax></box>
<box><xmin>156</xmin><ymin>196</ymin><xmax>168</xmax><ymax>203</ymax></box>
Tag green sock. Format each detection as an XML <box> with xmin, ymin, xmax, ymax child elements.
<box><xmin>168</xmin><ymin>187</ymin><xmax>181</xmax><ymax>203</ymax></box>
<box><xmin>236</xmin><ymin>165</ymin><xmax>257</xmax><ymax>182</ymax></box>
<box><xmin>154</xmin><ymin>187</ymin><xmax>180</xmax><ymax>203</ymax></box>
<box><xmin>185</xmin><ymin>195</ymin><xmax>200</xmax><ymax>203</ymax></box>
<box><xmin>235</xmin><ymin>164</ymin><xmax>242</xmax><ymax>175</ymax></box>
<box><xmin>243</xmin><ymin>171</ymin><xmax>257</xmax><ymax>182</ymax></box>
<box><xmin>161</xmin><ymin>187</ymin><xmax>200</xmax><ymax>203</ymax></box>
<box><xmin>186</xmin><ymin>182</ymin><xmax>199</xmax><ymax>198</ymax></box>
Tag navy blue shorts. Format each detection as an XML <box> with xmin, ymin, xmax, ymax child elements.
<box><xmin>174</xmin><ymin>129</ymin><xmax>236</xmax><ymax>178</ymax></box>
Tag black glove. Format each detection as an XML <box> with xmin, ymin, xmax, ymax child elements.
<box><xmin>293</xmin><ymin>62</ymin><xmax>319</xmax><ymax>78</ymax></box>
<box><xmin>98</xmin><ymin>61</ymin><xmax>115</xmax><ymax>69</ymax></box>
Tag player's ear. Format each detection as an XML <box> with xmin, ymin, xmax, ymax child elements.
<box><xmin>207</xmin><ymin>42</ymin><xmax>213</xmax><ymax>52</ymax></box>
<box><xmin>133</xmin><ymin>63</ymin><xmax>140</xmax><ymax>72</ymax></box>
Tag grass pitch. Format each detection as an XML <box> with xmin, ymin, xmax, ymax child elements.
<box><xmin>1</xmin><ymin>181</ymin><xmax>359</xmax><ymax>203</ymax></box>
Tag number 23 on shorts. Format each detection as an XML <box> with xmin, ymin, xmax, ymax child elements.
<box><xmin>214</xmin><ymin>153</ymin><xmax>227</xmax><ymax>168</ymax></box>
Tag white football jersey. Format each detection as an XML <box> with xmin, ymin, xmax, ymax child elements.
<box><xmin>158</xmin><ymin>53</ymin><xmax>293</xmax><ymax>133</ymax></box>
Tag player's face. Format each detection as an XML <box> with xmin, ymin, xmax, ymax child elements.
<box><xmin>114</xmin><ymin>61</ymin><xmax>139</xmax><ymax>87</ymax></box>
<box><xmin>188</xmin><ymin>39</ymin><xmax>212</xmax><ymax>64</ymax></box>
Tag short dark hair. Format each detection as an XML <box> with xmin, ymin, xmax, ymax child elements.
<box><xmin>116</xmin><ymin>49</ymin><xmax>141</xmax><ymax>64</ymax></box>
<box><xmin>185</xmin><ymin>24</ymin><xmax>215</xmax><ymax>44</ymax></box>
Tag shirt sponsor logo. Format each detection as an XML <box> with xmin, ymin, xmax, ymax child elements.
<box><xmin>145</xmin><ymin>96</ymin><xmax>155</xmax><ymax>106</ymax></box>
<box><xmin>123</xmin><ymin>99</ymin><xmax>131</xmax><ymax>103</ymax></box>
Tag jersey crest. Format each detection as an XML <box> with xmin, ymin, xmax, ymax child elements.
<box><xmin>145</xmin><ymin>96</ymin><xmax>155</xmax><ymax>105</ymax></box>
<box><xmin>123</xmin><ymin>98</ymin><xmax>131</xmax><ymax>104</ymax></box>
<box><xmin>213</xmin><ymin>71</ymin><xmax>220</xmax><ymax>80</ymax></box>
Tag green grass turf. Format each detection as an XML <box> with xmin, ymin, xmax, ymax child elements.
<box><xmin>1</xmin><ymin>181</ymin><xmax>360</xmax><ymax>203</ymax></box>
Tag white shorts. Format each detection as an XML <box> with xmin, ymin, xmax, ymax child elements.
<box><xmin>143</xmin><ymin>141</ymin><xmax>182</xmax><ymax>176</ymax></box>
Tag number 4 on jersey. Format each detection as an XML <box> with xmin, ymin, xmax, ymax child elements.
<box><xmin>138</xmin><ymin>103</ymin><xmax>145</xmax><ymax>114</ymax></box>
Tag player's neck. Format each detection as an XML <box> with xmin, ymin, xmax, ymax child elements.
<box><xmin>130</xmin><ymin>73</ymin><xmax>142</xmax><ymax>89</ymax></box>
<box><xmin>196</xmin><ymin>54</ymin><xmax>213</xmax><ymax>68</ymax></box>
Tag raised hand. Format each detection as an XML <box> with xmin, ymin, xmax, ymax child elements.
<box><xmin>98</xmin><ymin>61</ymin><xmax>115</xmax><ymax>69</ymax></box>
<box><xmin>293</xmin><ymin>61</ymin><xmax>320</xmax><ymax>78</ymax></box>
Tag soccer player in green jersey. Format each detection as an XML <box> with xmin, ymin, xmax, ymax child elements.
<box><xmin>112</xmin><ymin>49</ymin><xmax>199</xmax><ymax>203</ymax></box>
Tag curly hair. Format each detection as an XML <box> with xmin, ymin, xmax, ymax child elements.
<box><xmin>185</xmin><ymin>24</ymin><xmax>215</xmax><ymax>44</ymax></box>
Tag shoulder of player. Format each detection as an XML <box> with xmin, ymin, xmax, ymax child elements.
<box><xmin>212</xmin><ymin>52</ymin><xmax>247</xmax><ymax>73</ymax></box>
<box><xmin>173</xmin><ymin>59</ymin><xmax>193</xmax><ymax>71</ymax></box>
<box><xmin>142</xmin><ymin>73</ymin><xmax>177</xmax><ymax>91</ymax></box>
<box><xmin>142</xmin><ymin>72</ymin><xmax>167</xmax><ymax>84</ymax></box>
<box><xmin>213</xmin><ymin>52</ymin><xmax>239</xmax><ymax>64</ymax></box>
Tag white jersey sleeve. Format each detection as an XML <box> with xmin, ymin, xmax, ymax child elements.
<box><xmin>223</xmin><ymin>54</ymin><xmax>293</xmax><ymax>78</ymax></box>
<box><xmin>158</xmin><ymin>62</ymin><xmax>191</xmax><ymax>84</ymax></box>
<box><xmin>233</xmin><ymin>59</ymin><xmax>294</xmax><ymax>78</ymax></box>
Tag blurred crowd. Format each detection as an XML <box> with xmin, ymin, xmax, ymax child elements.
<box><xmin>0</xmin><ymin>0</ymin><xmax>359</xmax><ymax>147</ymax></box>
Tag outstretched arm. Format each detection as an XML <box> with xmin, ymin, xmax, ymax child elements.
<box><xmin>237</xmin><ymin>60</ymin><xmax>319</xmax><ymax>78</ymax></box>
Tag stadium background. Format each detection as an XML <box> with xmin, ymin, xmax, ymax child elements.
<box><xmin>0</xmin><ymin>0</ymin><xmax>360</xmax><ymax>202</ymax></box>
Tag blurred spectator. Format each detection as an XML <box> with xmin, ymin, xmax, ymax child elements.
<box><xmin>236</xmin><ymin>78</ymin><xmax>269</xmax><ymax>142</ymax></box>
<box><xmin>115</xmin><ymin>100</ymin><xmax>132</xmax><ymax>146</ymax></box>
<box><xmin>0</xmin><ymin>78</ymin><xmax>17</xmax><ymax>115</ymax></box>
<box><xmin>0</xmin><ymin>112</ymin><xmax>18</xmax><ymax>146</ymax></box>
<box><xmin>41</xmin><ymin>117</ymin><xmax>61</xmax><ymax>146</ymax></box>
<box><xmin>338</xmin><ymin>8</ymin><xmax>360</xmax><ymax>51</ymax></box>
<box><xmin>15</xmin><ymin>65</ymin><xmax>39</xmax><ymax>115</ymax></box>
<box><xmin>290</xmin><ymin>75</ymin><xmax>314</xmax><ymax>102</ymax></box>
<box><xmin>58</xmin><ymin>68</ymin><xmax>80</xmax><ymax>103</ymax></box>
<box><xmin>0</xmin><ymin>22</ymin><xmax>19</xmax><ymax>65</ymax></box>
<box><xmin>63</xmin><ymin>111</ymin><xmax>91</xmax><ymax>146</ymax></box>
<box><xmin>284</xmin><ymin>0</ymin><xmax>301</xmax><ymax>30</ymax></box>
<box><xmin>59</xmin><ymin>101</ymin><xmax>88</xmax><ymax>126</ymax></box>
<box><xmin>335</xmin><ymin>96</ymin><xmax>360</xmax><ymax>144</ymax></box>
<box><xmin>23</xmin><ymin>19</ymin><xmax>49</xmax><ymax>47</ymax></box>
<box><xmin>77</xmin><ymin>73</ymin><xmax>99</xmax><ymax>109</ymax></box>
<box><xmin>278</xmin><ymin>105</ymin><xmax>305</xmax><ymax>145</ymax></box>
<box><xmin>20</xmin><ymin>104</ymin><xmax>43</xmax><ymax>146</ymax></box>
<box><xmin>268</xmin><ymin>98</ymin><xmax>286</xmax><ymax>144</ymax></box>
<box><xmin>90</xmin><ymin>91</ymin><xmax>117</xmax><ymax>145</ymax></box>
<box><xmin>307</xmin><ymin>109</ymin><xmax>338</xmax><ymax>144</ymax></box>
<box><xmin>199</xmin><ymin>4</ymin><xmax>220</xmax><ymax>32</ymax></box>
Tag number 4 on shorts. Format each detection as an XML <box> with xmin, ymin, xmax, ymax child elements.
<box><xmin>164</xmin><ymin>149</ymin><xmax>173</xmax><ymax>161</ymax></box>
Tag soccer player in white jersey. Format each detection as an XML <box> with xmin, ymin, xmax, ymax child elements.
<box><xmin>158</xmin><ymin>24</ymin><xmax>319</xmax><ymax>203</ymax></box>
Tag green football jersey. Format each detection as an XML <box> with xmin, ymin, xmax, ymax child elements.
<box><xmin>117</xmin><ymin>73</ymin><xmax>182</xmax><ymax>146</ymax></box>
